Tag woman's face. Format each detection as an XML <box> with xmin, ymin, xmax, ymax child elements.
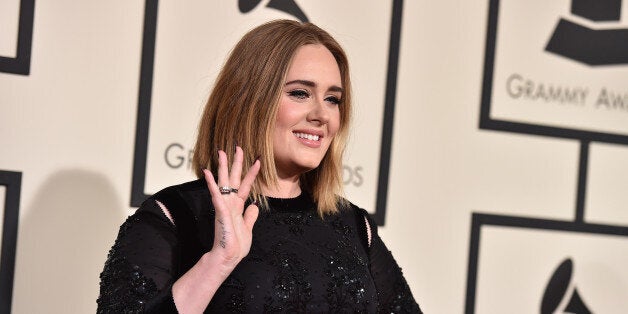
<box><xmin>272</xmin><ymin>44</ymin><xmax>342</xmax><ymax>179</ymax></box>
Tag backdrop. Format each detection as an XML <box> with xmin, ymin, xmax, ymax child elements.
<box><xmin>1</xmin><ymin>0</ymin><xmax>628</xmax><ymax>313</ymax></box>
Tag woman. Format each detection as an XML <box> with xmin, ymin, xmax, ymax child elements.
<box><xmin>98</xmin><ymin>19</ymin><xmax>421</xmax><ymax>313</ymax></box>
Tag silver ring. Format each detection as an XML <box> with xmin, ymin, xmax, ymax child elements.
<box><xmin>219</xmin><ymin>186</ymin><xmax>232</xmax><ymax>195</ymax></box>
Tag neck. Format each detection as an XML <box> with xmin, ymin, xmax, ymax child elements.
<box><xmin>261</xmin><ymin>174</ymin><xmax>301</xmax><ymax>198</ymax></box>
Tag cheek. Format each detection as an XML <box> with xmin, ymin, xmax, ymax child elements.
<box><xmin>329</xmin><ymin>110</ymin><xmax>341</xmax><ymax>136</ymax></box>
<box><xmin>275</xmin><ymin>101</ymin><xmax>300</xmax><ymax>129</ymax></box>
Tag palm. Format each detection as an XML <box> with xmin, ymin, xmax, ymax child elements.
<box><xmin>203</xmin><ymin>147</ymin><xmax>260</xmax><ymax>268</ymax></box>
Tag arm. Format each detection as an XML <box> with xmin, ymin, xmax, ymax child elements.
<box><xmin>96</xmin><ymin>203</ymin><xmax>180</xmax><ymax>313</ymax></box>
<box><xmin>364</xmin><ymin>214</ymin><xmax>423</xmax><ymax>314</ymax></box>
<box><xmin>97</xmin><ymin>147</ymin><xmax>259</xmax><ymax>313</ymax></box>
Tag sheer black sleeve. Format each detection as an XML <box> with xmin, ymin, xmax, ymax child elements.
<box><xmin>365</xmin><ymin>212</ymin><xmax>423</xmax><ymax>314</ymax></box>
<box><xmin>97</xmin><ymin>199</ymin><xmax>180</xmax><ymax>313</ymax></box>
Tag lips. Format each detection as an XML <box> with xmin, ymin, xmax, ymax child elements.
<box><xmin>293</xmin><ymin>132</ymin><xmax>320</xmax><ymax>141</ymax></box>
<box><xmin>292</xmin><ymin>130</ymin><xmax>323</xmax><ymax>148</ymax></box>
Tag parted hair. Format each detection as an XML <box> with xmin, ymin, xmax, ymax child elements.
<box><xmin>192</xmin><ymin>19</ymin><xmax>352</xmax><ymax>215</ymax></box>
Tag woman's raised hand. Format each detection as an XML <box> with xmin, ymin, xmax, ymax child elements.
<box><xmin>202</xmin><ymin>146</ymin><xmax>260</xmax><ymax>269</ymax></box>
<box><xmin>171</xmin><ymin>148</ymin><xmax>260</xmax><ymax>312</ymax></box>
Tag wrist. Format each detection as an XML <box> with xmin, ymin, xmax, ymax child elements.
<box><xmin>172</xmin><ymin>250</ymin><xmax>237</xmax><ymax>312</ymax></box>
<box><xmin>200</xmin><ymin>250</ymin><xmax>237</xmax><ymax>280</ymax></box>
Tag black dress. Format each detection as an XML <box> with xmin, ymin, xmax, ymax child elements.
<box><xmin>97</xmin><ymin>179</ymin><xmax>421</xmax><ymax>313</ymax></box>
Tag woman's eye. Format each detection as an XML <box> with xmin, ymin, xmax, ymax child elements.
<box><xmin>288</xmin><ymin>89</ymin><xmax>310</xmax><ymax>99</ymax></box>
<box><xmin>325</xmin><ymin>96</ymin><xmax>341</xmax><ymax>105</ymax></box>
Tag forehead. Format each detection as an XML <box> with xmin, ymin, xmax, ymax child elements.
<box><xmin>285</xmin><ymin>44</ymin><xmax>341</xmax><ymax>85</ymax></box>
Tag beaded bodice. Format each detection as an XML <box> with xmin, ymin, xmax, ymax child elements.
<box><xmin>97</xmin><ymin>179</ymin><xmax>421</xmax><ymax>313</ymax></box>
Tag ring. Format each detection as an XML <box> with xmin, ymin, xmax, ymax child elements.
<box><xmin>230</xmin><ymin>188</ymin><xmax>239</xmax><ymax>193</ymax></box>
<box><xmin>219</xmin><ymin>186</ymin><xmax>232</xmax><ymax>195</ymax></box>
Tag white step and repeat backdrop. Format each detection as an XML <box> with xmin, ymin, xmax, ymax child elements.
<box><xmin>1</xmin><ymin>0</ymin><xmax>628</xmax><ymax>313</ymax></box>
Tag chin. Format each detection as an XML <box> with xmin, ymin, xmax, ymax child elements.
<box><xmin>296</xmin><ymin>159</ymin><xmax>323</xmax><ymax>173</ymax></box>
<box><xmin>300</xmin><ymin>163</ymin><xmax>321</xmax><ymax>173</ymax></box>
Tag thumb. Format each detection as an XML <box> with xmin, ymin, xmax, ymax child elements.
<box><xmin>243</xmin><ymin>204</ymin><xmax>259</xmax><ymax>230</ymax></box>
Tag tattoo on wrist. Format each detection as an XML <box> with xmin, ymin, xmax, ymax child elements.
<box><xmin>217</xmin><ymin>219</ymin><xmax>227</xmax><ymax>248</ymax></box>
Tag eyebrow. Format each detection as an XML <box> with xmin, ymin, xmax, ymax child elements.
<box><xmin>285</xmin><ymin>79</ymin><xmax>343</xmax><ymax>93</ymax></box>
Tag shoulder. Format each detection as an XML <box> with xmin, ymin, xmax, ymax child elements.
<box><xmin>135</xmin><ymin>179</ymin><xmax>214</xmax><ymax>255</ymax></box>
<box><xmin>152</xmin><ymin>179</ymin><xmax>208</xmax><ymax>205</ymax></box>
<box><xmin>334</xmin><ymin>198</ymin><xmax>375</xmax><ymax>249</ymax></box>
<box><xmin>140</xmin><ymin>179</ymin><xmax>211</xmax><ymax>219</ymax></box>
<box><xmin>336</xmin><ymin>198</ymin><xmax>372</xmax><ymax>223</ymax></box>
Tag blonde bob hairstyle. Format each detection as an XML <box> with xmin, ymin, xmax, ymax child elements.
<box><xmin>192</xmin><ymin>19</ymin><xmax>352</xmax><ymax>215</ymax></box>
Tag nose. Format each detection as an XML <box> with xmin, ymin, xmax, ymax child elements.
<box><xmin>306</xmin><ymin>98</ymin><xmax>330</xmax><ymax>126</ymax></box>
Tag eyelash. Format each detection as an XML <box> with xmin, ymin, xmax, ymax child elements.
<box><xmin>288</xmin><ymin>89</ymin><xmax>309</xmax><ymax>99</ymax></box>
<box><xmin>326</xmin><ymin>96</ymin><xmax>341</xmax><ymax>105</ymax></box>
<box><xmin>287</xmin><ymin>89</ymin><xmax>341</xmax><ymax>105</ymax></box>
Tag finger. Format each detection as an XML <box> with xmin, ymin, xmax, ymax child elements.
<box><xmin>237</xmin><ymin>159</ymin><xmax>260</xmax><ymax>199</ymax></box>
<box><xmin>229</xmin><ymin>146</ymin><xmax>243</xmax><ymax>189</ymax></box>
<box><xmin>203</xmin><ymin>169</ymin><xmax>226</xmax><ymax>209</ymax></box>
<box><xmin>217</xmin><ymin>150</ymin><xmax>229</xmax><ymax>189</ymax></box>
<box><xmin>243</xmin><ymin>203</ymin><xmax>259</xmax><ymax>230</ymax></box>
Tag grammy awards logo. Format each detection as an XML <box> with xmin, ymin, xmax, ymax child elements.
<box><xmin>545</xmin><ymin>0</ymin><xmax>628</xmax><ymax>65</ymax></box>
<box><xmin>541</xmin><ymin>258</ymin><xmax>592</xmax><ymax>314</ymax></box>
<box><xmin>238</xmin><ymin>0</ymin><xmax>308</xmax><ymax>22</ymax></box>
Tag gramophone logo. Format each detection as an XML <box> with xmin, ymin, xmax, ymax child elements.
<box><xmin>545</xmin><ymin>0</ymin><xmax>628</xmax><ymax>66</ymax></box>
<box><xmin>465</xmin><ymin>214</ymin><xmax>628</xmax><ymax>313</ymax></box>
<box><xmin>238</xmin><ymin>0</ymin><xmax>308</xmax><ymax>22</ymax></box>
<box><xmin>541</xmin><ymin>258</ymin><xmax>592</xmax><ymax>314</ymax></box>
<box><xmin>480</xmin><ymin>0</ymin><xmax>628</xmax><ymax>143</ymax></box>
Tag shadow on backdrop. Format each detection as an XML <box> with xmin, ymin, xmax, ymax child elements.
<box><xmin>12</xmin><ymin>169</ymin><xmax>124</xmax><ymax>313</ymax></box>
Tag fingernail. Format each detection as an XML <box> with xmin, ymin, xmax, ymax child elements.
<box><xmin>254</xmin><ymin>155</ymin><xmax>261</xmax><ymax>162</ymax></box>
<box><xmin>252</xmin><ymin>200</ymin><xmax>259</xmax><ymax>206</ymax></box>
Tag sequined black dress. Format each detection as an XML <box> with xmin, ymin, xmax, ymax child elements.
<box><xmin>97</xmin><ymin>179</ymin><xmax>421</xmax><ymax>313</ymax></box>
